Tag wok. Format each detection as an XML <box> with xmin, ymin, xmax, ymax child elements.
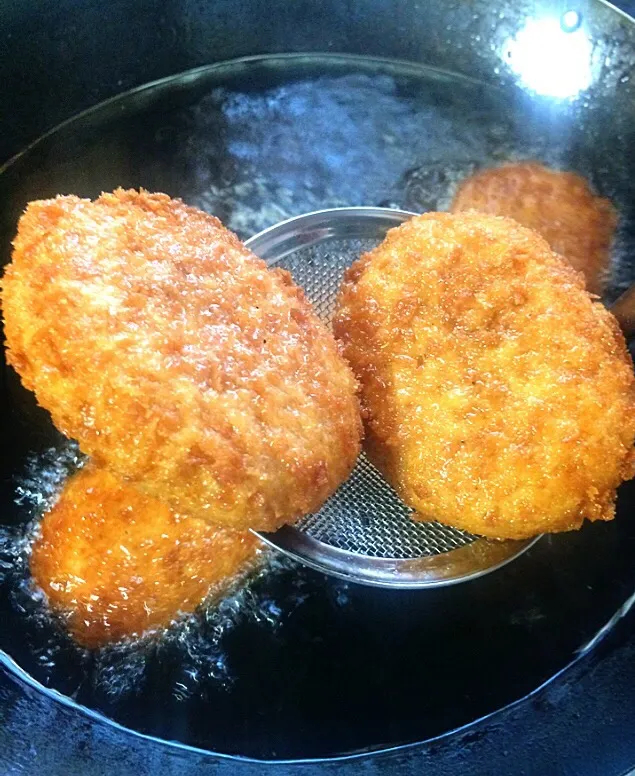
<box><xmin>2</xmin><ymin>0</ymin><xmax>635</xmax><ymax>773</ymax></box>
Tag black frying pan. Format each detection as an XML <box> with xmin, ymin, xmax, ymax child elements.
<box><xmin>2</xmin><ymin>1</ymin><xmax>635</xmax><ymax>773</ymax></box>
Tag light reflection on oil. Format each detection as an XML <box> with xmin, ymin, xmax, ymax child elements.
<box><xmin>503</xmin><ymin>14</ymin><xmax>595</xmax><ymax>99</ymax></box>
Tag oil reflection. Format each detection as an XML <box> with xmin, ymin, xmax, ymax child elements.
<box><xmin>504</xmin><ymin>14</ymin><xmax>594</xmax><ymax>99</ymax></box>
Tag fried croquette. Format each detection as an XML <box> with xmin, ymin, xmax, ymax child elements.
<box><xmin>451</xmin><ymin>161</ymin><xmax>617</xmax><ymax>295</ymax></box>
<box><xmin>30</xmin><ymin>465</ymin><xmax>260</xmax><ymax>647</ymax></box>
<box><xmin>2</xmin><ymin>190</ymin><xmax>361</xmax><ymax>531</ymax></box>
<box><xmin>334</xmin><ymin>212</ymin><xmax>635</xmax><ymax>540</ymax></box>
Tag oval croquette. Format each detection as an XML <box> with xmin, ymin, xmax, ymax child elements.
<box><xmin>30</xmin><ymin>465</ymin><xmax>260</xmax><ymax>647</ymax></box>
<box><xmin>2</xmin><ymin>190</ymin><xmax>362</xmax><ymax>531</ymax></box>
<box><xmin>334</xmin><ymin>212</ymin><xmax>635</xmax><ymax>539</ymax></box>
<box><xmin>451</xmin><ymin>162</ymin><xmax>616</xmax><ymax>295</ymax></box>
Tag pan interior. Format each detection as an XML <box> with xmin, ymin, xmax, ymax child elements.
<box><xmin>2</xmin><ymin>52</ymin><xmax>635</xmax><ymax>760</ymax></box>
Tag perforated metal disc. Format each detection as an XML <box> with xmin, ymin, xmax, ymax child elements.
<box><xmin>245</xmin><ymin>208</ymin><xmax>538</xmax><ymax>588</ymax></box>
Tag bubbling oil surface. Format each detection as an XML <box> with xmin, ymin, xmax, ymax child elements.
<box><xmin>2</xmin><ymin>54</ymin><xmax>634</xmax><ymax>299</ymax></box>
<box><xmin>0</xmin><ymin>442</ymin><xmax>322</xmax><ymax>701</ymax></box>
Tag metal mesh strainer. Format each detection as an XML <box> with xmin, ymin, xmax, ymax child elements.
<box><xmin>245</xmin><ymin>208</ymin><xmax>539</xmax><ymax>588</ymax></box>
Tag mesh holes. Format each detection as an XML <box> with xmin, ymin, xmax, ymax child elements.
<box><xmin>273</xmin><ymin>238</ymin><xmax>476</xmax><ymax>560</ymax></box>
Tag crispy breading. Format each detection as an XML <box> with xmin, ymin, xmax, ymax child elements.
<box><xmin>334</xmin><ymin>212</ymin><xmax>635</xmax><ymax>540</ymax></box>
<box><xmin>2</xmin><ymin>190</ymin><xmax>361</xmax><ymax>531</ymax></box>
<box><xmin>30</xmin><ymin>466</ymin><xmax>260</xmax><ymax>647</ymax></box>
<box><xmin>451</xmin><ymin>161</ymin><xmax>617</xmax><ymax>295</ymax></box>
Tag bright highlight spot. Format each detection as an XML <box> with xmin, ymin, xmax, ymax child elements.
<box><xmin>504</xmin><ymin>16</ymin><xmax>594</xmax><ymax>99</ymax></box>
<box><xmin>561</xmin><ymin>9</ymin><xmax>582</xmax><ymax>32</ymax></box>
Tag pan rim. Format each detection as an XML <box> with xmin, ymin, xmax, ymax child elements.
<box><xmin>2</xmin><ymin>584</ymin><xmax>634</xmax><ymax>764</ymax></box>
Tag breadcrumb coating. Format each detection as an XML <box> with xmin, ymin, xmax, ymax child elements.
<box><xmin>334</xmin><ymin>212</ymin><xmax>635</xmax><ymax>539</ymax></box>
<box><xmin>2</xmin><ymin>190</ymin><xmax>361</xmax><ymax>531</ymax></box>
<box><xmin>30</xmin><ymin>466</ymin><xmax>260</xmax><ymax>647</ymax></box>
<box><xmin>451</xmin><ymin>162</ymin><xmax>616</xmax><ymax>295</ymax></box>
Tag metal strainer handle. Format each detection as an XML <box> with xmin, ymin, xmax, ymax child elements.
<box><xmin>610</xmin><ymin>285</ymin><xmax>635</xmax><ymax>341</ymax></box>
